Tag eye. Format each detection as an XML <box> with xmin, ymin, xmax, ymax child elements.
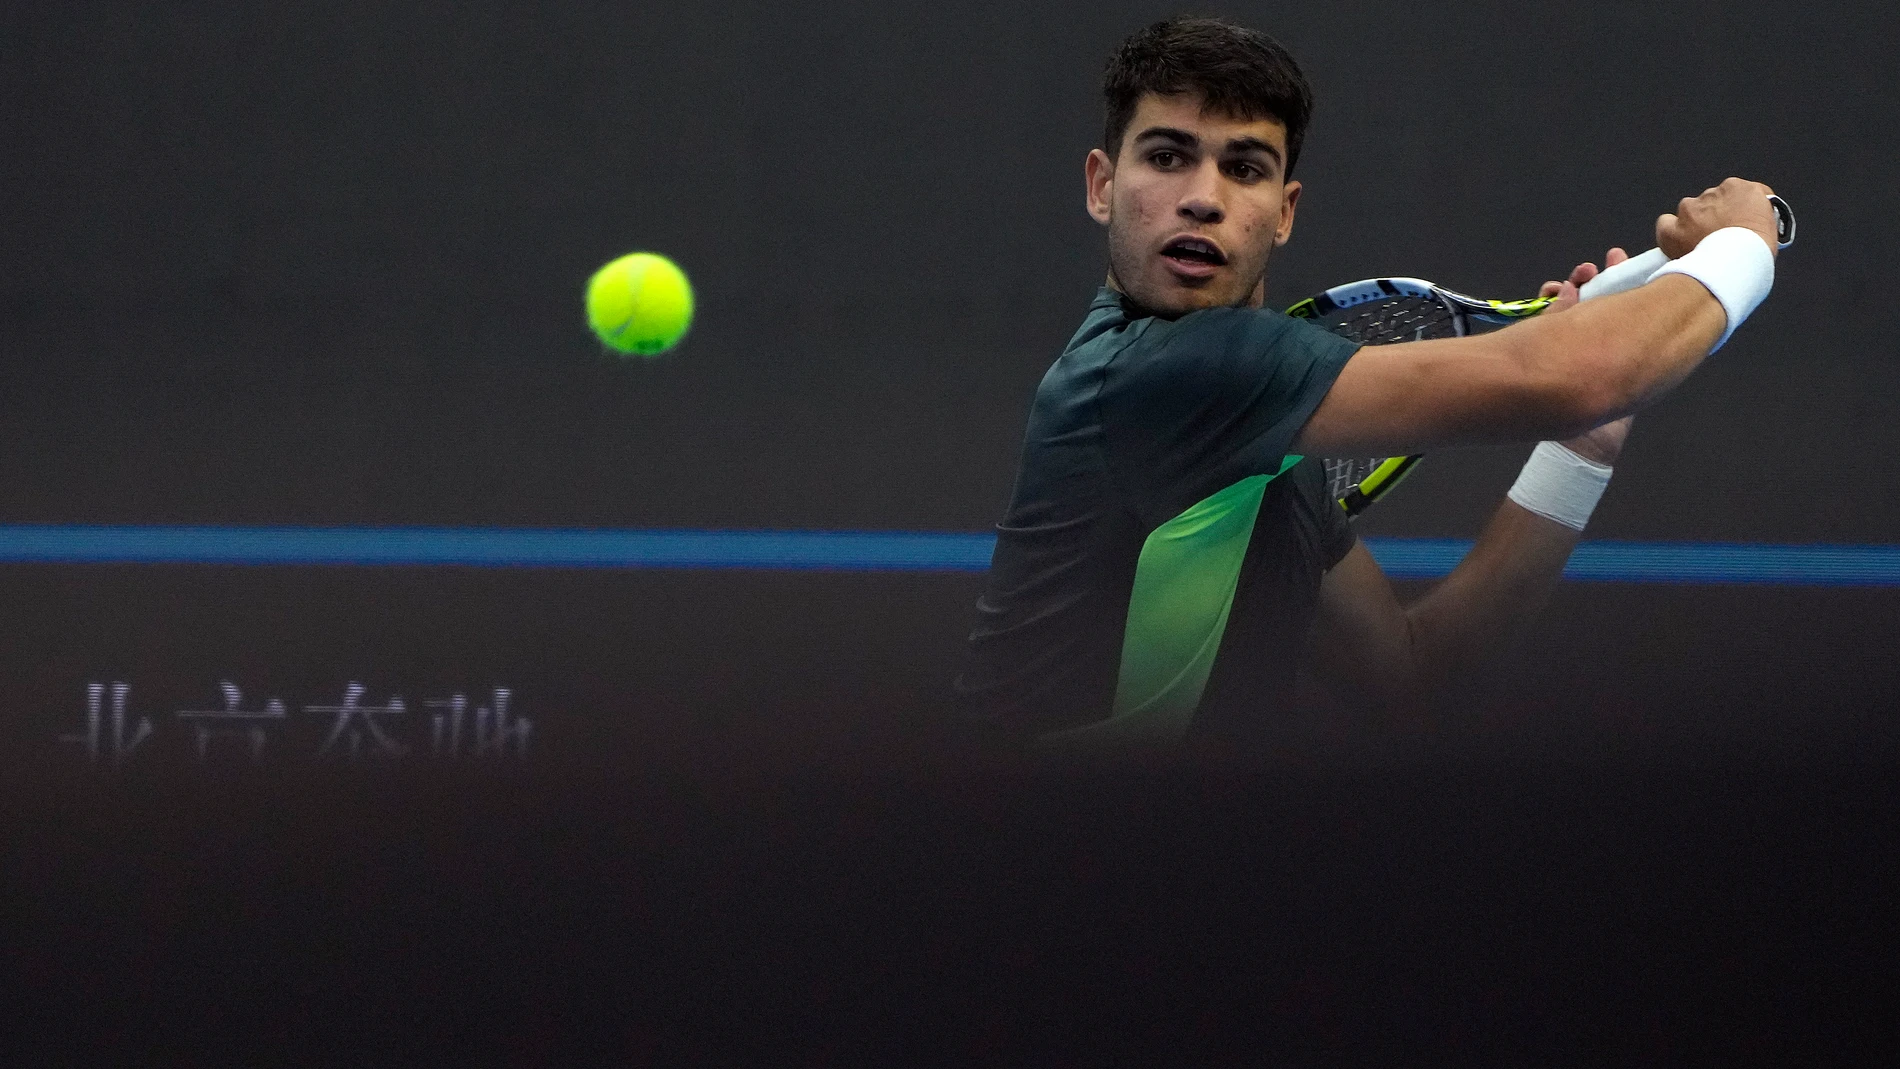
<box><xmin>1226</xmin><ymin>161</ymin><xmax>1263</xmax><ymax>182</ymax></box>
<box><xmin>1149</xmin><ymin>150</ymin><xmax>1183</xmax><ymax>169</ymax></box>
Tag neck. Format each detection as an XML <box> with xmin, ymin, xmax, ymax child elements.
<box><xmin>1103</xmin><ymin>272</ymin><xmax>1271</xmax><ymax>311</ymax></box>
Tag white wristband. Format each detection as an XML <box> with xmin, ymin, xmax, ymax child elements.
<box><xmin>1647</xmin><ymin>226</ymin><xmax>1775</xmax><ymax>352</ymax></box>
<box><xmin>1508</xmin><ymin>440</ymin><xmax>1612</xmax><ymax>531</ymax></box>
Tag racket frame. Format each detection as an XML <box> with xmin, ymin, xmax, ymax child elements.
<box><xmin>1288</xmin><ymin>278</ymin><xmax>1547</xmax><ymax>518</ymax></box>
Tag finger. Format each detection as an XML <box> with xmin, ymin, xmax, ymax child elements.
<box><xmin>1568</xmin><ymin>261</ymin><xmax>1599</xmax><ymax>287</ymax></box>
<box><xmin>1656</xmin><ymin>211</ymin><xmax>1680</xmax><ymax>247</ymax></box>
<box><xmin>1605</xmin><ymin>246</ymin><xmax>1629</xmax><ymax>267</ymax></box>
<box><xmin>1539</xmin><ymin>280</ymin><xmax>1562</xmax><ymax>298</ymax></box>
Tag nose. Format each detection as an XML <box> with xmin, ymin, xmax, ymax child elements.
<box><xmin>1177</xmin><ymin>160</ymin><xmax>1225</xmax><ymax>225</ymax></box>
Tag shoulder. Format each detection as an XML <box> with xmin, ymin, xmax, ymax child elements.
<box><xmin>1060</xmin><ymin>287</ymin><xmax>1150</xmax><ymax>361</ymax></box>
<box><xmin>1123</xmin><ymin>304</ymin><xmax>1351</xmax><ymax>375</ymax></box>
<box><xmin>1143</xmin><ymin>303</ymin><xmax>1289</xmax><ymax>350</ymax></box>
<box><xmin>1106</xmin><ymin>304</ymin><xmax>1358</xmax><ymax>409</ymax></box>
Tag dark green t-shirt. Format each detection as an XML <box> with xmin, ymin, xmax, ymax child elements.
<box><xmin>957</xmin><ymin>287</ymin><xmax>1360</xmax><ymax>747</ymax></box>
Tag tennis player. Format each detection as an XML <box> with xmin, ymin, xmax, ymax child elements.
<box><xmin>955</xmin><ymin>17</ymin><xmax>1783</xmax><ymax>750</ymax></box>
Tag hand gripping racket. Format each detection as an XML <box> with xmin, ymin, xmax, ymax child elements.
<box><xmin>1289</xmin><ymin>194</ymin><xmax>1795</xmax><ymax>519</ymax></box>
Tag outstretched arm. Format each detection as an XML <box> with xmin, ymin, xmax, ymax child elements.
<box><xmin>1292</xmin><ymin>178</ymin><xmax>1780</xmax><ymax>459</ymax></box>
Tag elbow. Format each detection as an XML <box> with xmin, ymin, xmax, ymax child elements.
<box><xmin>1550</xmin><ymin>377</ymin><xmax>1630</xmax><ymax>438</ymax></box>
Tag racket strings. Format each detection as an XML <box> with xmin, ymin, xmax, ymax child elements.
<box><xmin>1325</xmin><ymin>458</ymin><xmax>1381</xmax><ymax>502</ymax></box>
<box><xmin>1320</xmin><ymin>294</ymin><xmax>1460</xmax><ymax>345</ymax></box>
<box><xmin>1308</xmin><ymin>293</ymin><xmax>1466</xmax><ymax>512</ymax></box>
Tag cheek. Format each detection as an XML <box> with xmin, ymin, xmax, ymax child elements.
<box><xmin>1118</xmin><ymin>181</ymin><xmax>1165</xmax><ymax>226</ymax></box>
<box><xmin>1243</xmin><ymin>204</ymin><xmax>1283</xmax><ymax>252</ymax></box>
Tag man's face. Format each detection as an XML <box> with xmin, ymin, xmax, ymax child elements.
<box><xmin>1086</xmin><ymin>92</ymin><xmax>1301</xmax><ymax>315</ymax></box>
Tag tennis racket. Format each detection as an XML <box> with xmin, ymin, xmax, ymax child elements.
<box><xmin>1289</xmin><ymin>194</ymin><xmax>1795</xmax><ymax>519</ymax></box>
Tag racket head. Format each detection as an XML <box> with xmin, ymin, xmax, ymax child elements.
<box><xmin>1288</xmin><ymin>277</ymin><xmax>1549</xmax><ymax>517</ymax></box>
<box><xmin>1285</xmin><ymin>277</ymin><xmax>1551</xmax><ymax>340</ymax></box>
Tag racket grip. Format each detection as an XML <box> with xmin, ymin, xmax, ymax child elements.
<box><xmin>1577</xmin><ymin>247</ymin><xmax>1668</xmax><ymax>301</ymax></box>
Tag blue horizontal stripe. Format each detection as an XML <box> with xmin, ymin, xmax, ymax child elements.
<box><xmin>0</xmin><ymin>526</ymin><xmax>1897</xmax><ymax>586</ymax></box>
<box><xmin>0</xmin><ymin>525</ymin><xmax>996</xmax><ymax>572</ymax></box>
<box><xmin>1367</xmin><ymin>537</ymin><xmax>1900</xmax><ymax>587</ymax></box>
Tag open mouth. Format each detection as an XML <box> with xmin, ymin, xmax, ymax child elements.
<box><xmin>1160</xmin><ymin>236</ymin><xmax>1227</xmax><ymax>272</ymax></box>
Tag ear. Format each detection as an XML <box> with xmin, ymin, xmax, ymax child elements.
<box><xmin>1274</xmin><ymin>180</ymin><xmax>1302</xmax><ymax>246</ymax></box>
<box><xmin>1085</xmin><ymin>148</ymin><xmax>1114</xmax><ymax>225</ymax></box>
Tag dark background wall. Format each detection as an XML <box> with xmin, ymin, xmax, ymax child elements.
<box><xmin>5</xmin><ymin>0</ymin><xmax>1896</xmax><ymax>536</ymax></box>
<box><xmin>5</xmin><ymin>3</ymin><xmax>1900</xmax><ymax>1055</ymax></box>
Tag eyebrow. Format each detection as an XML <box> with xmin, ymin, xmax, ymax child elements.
<box><xmin>1133</xmin><ymin>126</ymin><xmax>1283</xmax><ymax>167</ymax></box>
<box><xmin>1223</xmin><ymin>135</ymin><xmax>1283</xmax><ymax>167</ymax></box>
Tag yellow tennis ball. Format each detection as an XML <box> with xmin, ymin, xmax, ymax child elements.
<box><xmin>585</xmin><ymin>252</ymin><xmax>694</xmax><ymax>356</ymax></box>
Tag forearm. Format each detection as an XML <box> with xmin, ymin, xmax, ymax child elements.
<box><xmin>1505</xmin><ymin>273</ymin><xmax>1726</xmax><ymax>433</ymax></box>
<box><xmin>1400</xmin><ymin>496</ymin><xmax>1582</xmax><ymax>694</ymax></box>
<box><xmin>1295</xmin><ymin>274</ymin><xmax>1730</xmax><ymax>459</ymax></box>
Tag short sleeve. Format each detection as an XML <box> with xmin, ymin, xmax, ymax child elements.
<box><xmin>1098</xmin><ymin>306</ymin><xmax>1359</xmax><ymax>530</ymax></box>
